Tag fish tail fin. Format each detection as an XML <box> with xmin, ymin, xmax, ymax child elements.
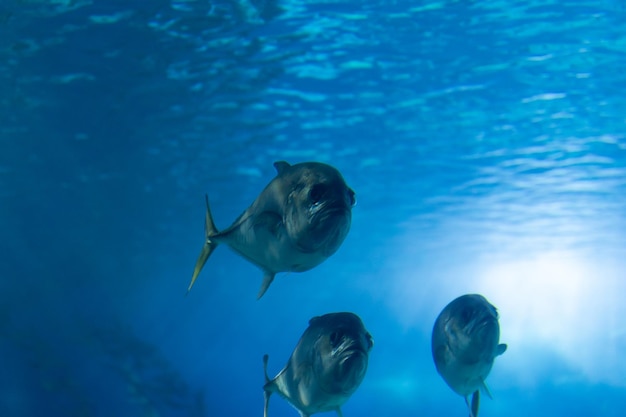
<box><xmin>203</xmin><ymin>194</ymin><xmax>218</xmax><ymax>238</ymax></box>
<box><xmin>187</xmin><ymin>195</ymin><xmax>219</xmax><ymax>294</ymax></box>
<box><xmin>263</xmin><ymin>388</ymin><xmax>271</xmax><ymax>417</ymax></box>
<box><xmin>263</xmin><ymin>354</ymin><xmax>271</xmax><ymax>383</ymax></box>
<box><xmin>263</xmin><ymin>354</ymin><xmax>272</xmax><ymax>417</ymax></box>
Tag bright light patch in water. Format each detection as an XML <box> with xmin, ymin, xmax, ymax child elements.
<box><xmin>477</xmin><ymin>252</ymin><xmax>625</xmax><ymax>387</ymax></box>
<box><xmin>381</xmin><ymin>218</ymin><xmax>626</xmax><ymax>390</ymax></box>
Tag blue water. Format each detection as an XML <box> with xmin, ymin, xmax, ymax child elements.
<box><xmin>2</xmin><ymin>0</ymin><xmax>626</xmax><ymax>416</ymax></box>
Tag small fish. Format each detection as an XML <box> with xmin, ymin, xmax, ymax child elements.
<box><xmin>431</xmin><ymin>294</ymin><xmax>507</xmax><ymax>417</ymax></box>
<box><xmin>263</xmin><ymin>312</ymin><xmax>373</xmax><ymax>417</ymax></box>
<box><xmin>187</xmin><ymin>161</ymin><xmax>355</xmax><ymax>299</ymax></box>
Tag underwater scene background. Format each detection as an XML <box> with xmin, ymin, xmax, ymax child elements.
<box><xmin>2</xmin><ymin>0</ymin><xmax>626</xmax><ymax>416</ymax></box>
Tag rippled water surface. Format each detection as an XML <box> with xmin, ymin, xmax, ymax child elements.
<box><xmin>1</xmin><ymin>1</ymin><xmax>626</xmax><ymax>416</ymax></box>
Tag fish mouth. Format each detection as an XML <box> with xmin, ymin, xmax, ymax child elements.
<box><xmin>338</xmin><ymin>347</ymin><xmax>367</xmax><ymax>365</ymax></box>
<box><xmin>333</xmin><ymin>349</ymin><xmax>368</xmax><ymax>393</ymax></box>
<box><xmin>477</xmin><ymin>316</ymin><xmax>496</xmax><ymax>328</ymax></box>
<box><xmin>467</xmin><ymin>314</ymin><xmax>498</xmax><ymax>336</ymax></box>
<box><xmin>296</xmin><ymin>205</ymin><xmax>351</xmax><ymax>253</ymax></box>
<box><xmin>334</xmin><ymin>340</ymin><xmax>369</xmax><ymax>368</ymax></box>
<box><xmin>461</xmin><ymin>317</ymin><xmax>499</xmax><ymax>361</ymax></box>
<box><xmin>310</xmin><ymin>203</ymin><xmax>351</xmax><ymax>223</ymax></box>
<box><xmin>334</xmin><ymin>340</ymin><xmax>367</xmax><ymax>356</ymax></box>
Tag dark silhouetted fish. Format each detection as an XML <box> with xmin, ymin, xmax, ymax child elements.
<box><xmin>187</xmin><ymin>161</ymin><xmax>355</xmax><ymax>299</ymax></box>
<box><xmin>431</xmin><ymin>294</ymin><xmax>507</xmax><ymax>417</ymax></box>
<box><xmin>263</xmin><ymin>312</ymin><xmax>373</xmax><ymax>417</ymax></box>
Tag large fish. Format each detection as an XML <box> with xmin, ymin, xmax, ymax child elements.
<box><xmin>262</xmin><ymin>312</ymin><xmax>373</xmax><ymax>417</ymax></box>
<box><xmin>431</xmin><ymin>294</ymin><xmax>507</xmax><ymax>417</ymax></box>
<box><xmin>187</xmin><ymin>161</ymin><xmax>355</xmax><ymax>299</ymax></box>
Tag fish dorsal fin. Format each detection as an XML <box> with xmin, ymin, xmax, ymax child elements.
<box><xmin>257</xmin><ymin>272</ymin><xmax>276</xmax><ymax>300</ymax></box>
<box><xmin>273</xmin><ymin>161</ymin><xmax>291</xmax><ymax>174</ymax></box>
<box><xmin>308</xmin><ymin>316</ymin><xmax>321</xmax><ymax>326</ymax></box>
<box><xmin>496</xmin><ymin>343</ymin><xmax>507</xmax><ymax>356</ymax></box>
<box><xmin>481</xmin><ymin>379</ymin><xmax>493</xmax><ymax>400</ymax></box>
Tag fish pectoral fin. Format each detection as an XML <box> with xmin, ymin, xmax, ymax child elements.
<box><xmin>336</xmin><ymin>407</ymin><xmax>344</xmax><ymax>417</ymax></box>
<box><xmin>481</xmin><ymin>379</ymin><xmax>493</xmax><ymax>400</ymax></box>
<box><xmin>496</xmin><ymin>343</ymin><xmax>507</xmax><ymax>356</ymax></box>
<box><xmin>257</xmin><ymin>272</ymin><xmax>276</xmax><ymax>299</ymax></box>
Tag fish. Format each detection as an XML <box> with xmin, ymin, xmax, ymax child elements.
<box><xmin>431</xmin><ymin>294</ymin><xmax>507</xmax><ymax>417</ymax></box>
<box><xmin>187</xmin><ymin>161</ymin><xmax>356</xmax><ymax>299</ymax></box>
<box><xmin>262</xmin><ymin>312</ymin><xmax>373</xmax><ymax>417</ymax></box>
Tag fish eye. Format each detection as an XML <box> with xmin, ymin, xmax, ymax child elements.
<box><xmin>309</xmin><ymin>184</ymin><xmax>326</xmax><ymax>205</ymax></box>
<box><xmin>330</xmin><ymin>331</ymin><xmax>341</xmax><ymax>347</ymax></box>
